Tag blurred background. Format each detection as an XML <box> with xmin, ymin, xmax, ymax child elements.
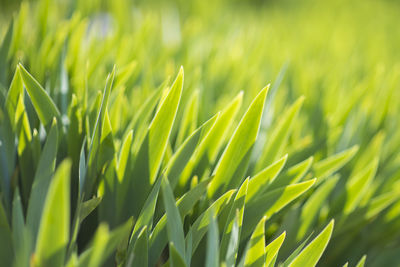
<box><xmin>2</xmin><ymin>0</ymin><xmax>398</xmax><ymax>161</ymax></box>
<box><xmin>1</xmin><ymin>0</ymin><xmax>400</xmax><ymax>266</ymax></box>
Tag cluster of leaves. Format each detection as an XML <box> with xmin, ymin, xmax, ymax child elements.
<box><xmin>0</xmin><ymin>0</ymin><xmax>400</xmax><ymax>266</ymax></box>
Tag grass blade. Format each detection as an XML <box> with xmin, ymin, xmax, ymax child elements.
<box><xmin>18</xmin><ymin>64</ymin><xmax>60</xmax><ymax>130</ymax></box>
<box><xmin>209</xmin><ymin>86</ymin><xmax>268</xmax><ymax>198</ymax></box>
<box><xmin>34</xmin><ymin>160</ymin><xmax>71</xmax><ymax>267</ymax></box>
<box><xmin>244</xmin><ymin>217</ymin><xmax>266</xmax><ymax>267</ymax></box>
<box><xmin>288</xmin><ymin>220</ymin><xmax>334</xmax><ymax>267</ymax></box>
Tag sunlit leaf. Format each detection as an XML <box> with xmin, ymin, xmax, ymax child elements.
<box><xmin>34</xmin><ymin>160</ymin><xmax>71</xmax><ymax>267</ymax></box>
<box><xmin>288</xmin><ymin>220</ymin><xmax>334</xmax><ymax>267</ymax></box>
<box><xmin>209</xmin><ymin>87</ymin><xmax>268</xmax><ymax>198</ymax></box>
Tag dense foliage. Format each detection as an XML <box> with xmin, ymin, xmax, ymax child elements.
<box><xmin>0</xmin><ymin>0</ymin><xmax>399</xmax><ymax>266</ymax></box>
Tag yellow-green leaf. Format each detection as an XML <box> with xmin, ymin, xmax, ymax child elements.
<box><xmin>288</xmin><ymin>220</ymin><xmax>334</xmax><ymax>267</ymax></box>
<box><xmin>209</xmin><ymin>86</ymin><xmax>268</xmax><ymax>198</ymax></box>
<box><xmin>243</xmin><ymin>179</ymin><xmax>316</xmax><ymax>239</ymax></box>
<box><xmin>34</xmin><ymin>160</ymin><xmax>71</xmax><ymax>267</ymax></box>
<box><xmin>244</xmin><ymin>217</ymin><xmax>266</xmax><ymax>267</ymax></box>
<box><xmin>18</xmin><ymin>64</ymin><xmax>60</xmax><ymax>130</ymax></box>
<box><xmin>265</xmin><ymin>232</ymin><xmax>286</xmax><ymax>267</ymax></box>
<box><xmin>148</xmin><ymin>67</ymin><xmax>184</xmax><ymax>184</ymax></box>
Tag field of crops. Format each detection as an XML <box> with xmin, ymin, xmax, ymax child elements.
<box><xmin>0</xmin><ymin>0</ymin><xmax>399</xmax><ymax>266</ymax></box>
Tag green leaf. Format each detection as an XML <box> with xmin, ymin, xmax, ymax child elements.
<box><xmin>149</xmin><ymin>178</ymin><xmax>210</xmax><ymax>267</ymax></box>
<box><xmin>82</xmin><ymin>219</ymin><xmax>133</xmax><ymax>267</ymax></box>
<box><xmin>85</xmin><ymin>225</ymin><xmax>109</xmax><ymax>267</ymax></box>
<box><xmin>225</xmin><ymin>211</ymin><xmax>240</xmax><ymax>267</ymax></box>
<box><xmin>0</xmin><ymin>71</ymin><xmax>18</xmax><ymax>205</ymax></box>
<box><xmin>14</xmin><ymin>84</ymin><xmax>34</xmax><ymax>201</ymax></box>
<box><xmin>66</xmin><ymin>94</ymin><xmax>82</xmax><ymax>168</ymax></box>
<box><xmin>269</xmin><ymin>156</ymin><xmax>313</xmax><ymax>191</ymax></box>
<box><xmin>148</xmin><ymin>67</ymin><xmax>184</xmax><ymax>184</ymax></box>
<box><xmin>69</xmin><ymin>195</ymin><xmax>100</xmax><ymax>258</ymax></box>
<box><xmin>351</xmin><ymin>131</ymin><xmax>384</xmax><ymax>176</ymax></box>
<box><xmin>288</xmin><ymin>220</ymin><xmax>334</xmax><ymax>267</ymax></box>
<box><xmin>220</xmin><ymin>178</ymin><xmax>249</xmax><ymax>260</ymax></box>
<box><xmin>297</xmin><ymin>175</ymin><xmax>339</xmax><ymax>240</ymax></box>
<box><xmin>179</xmin><ymin>91</ymin><xmax>242</xmax><ymax>189</ymax></box>
<box><xmin>79</xmin><ymin>197</ymin><xmax>102</xmax><ymax>224</ymax></box>
<box><xmin>26</xmin><ymin>119</ymin><xmax>58</xmax><ymax>243</ymax></box>
<box><xmin>66</xmin><ymin>253</ymin><xmax>78</xmax><ymax>267</ymax></box>
<box><xmin>162</xmin><ymin>176</ymin><xmax>186</xmax><ymax>258</ymax></box>
<box><xmin>165</xmin><ymin>113</ymin><xmax>218</xmax><ymax>188</ymax></box>
<box><xmin>191</xmin><ymin>190</ymin><xmax>236</xmax><ymax>253</ymax></box>
<box><xmin>5</xmin><ymin>66</ymin><xmax>23</xmax><ymax>128</ymax></box>
<box><xmin>313</xmin><ymin>145</ymin><xmax>359</xmax><ymax>180</ymax></box>
<box><xmin>335</xmin><ymin>192</ymin><xmax>399</xmax><ymax>236</ymax></box>
<box><xmin>265</xmin><ymin>232</ymin><xmax>286</xmax><ymax>267</ymax></box>
<box><xmin>12</xmin><ymin>188</ymin><xmax>31</xmax><ymax>267</ymax></box>
<box><xmin>205</xmin><ymin>210</ymin><xmax>220</xmax><ymax>267</ymax></box>
<box><xmin>185</xmin><ymin>228</ymin><xmax>193</xmax><ymax>266</ymax></box>
<box><xmin>209</xmin><ymin>86</ymin><xmax>268</xmax><ymax>198</ymax></box>
<box><xmin>0</xmin><ymin>199</ymin><xmax>13</xmax><ymax>267</ymax></box>
<box><xmin>18</xmin><ymin>64</ymin><xmax>61</xmax><ymax>130</ymax></box>
<box><xmin>126</xmin><ymin>68</ymin><xmax>183</xmax><ymax>220</ymax></box>
<box><xmin>169</xmin><ymin>242</ymin><xmax>188</xmax><ymax>267</ymax></box>
<box><xmin>114</xmin><ymin>61</ymin><xmax>137</xmax><ymax>89</ymax></box>
<box><xmin>281</xmin><ymin>233</ymin><xmax>314</xmax><ymax>267</ymax></box>
<box><xmin>355</xmin><ymin>255</ymin><xmax>366</xmax><ymax>267</ymax></box>
<box><xmin>128</xmin><ymin>226</ymin><xmax>148</xmax><ymax>267</ymax></box>
<box><xmin>10</xmin><ymin>2</ymin><xmax>27</xmax><ymax>59</ymax></box>
<box><xmin>205</xmin><ymin>91</ymin><xmax>243</xmax><ymax>162</ymax></box>
<box><xmin>117</xmin><ymin>130</ymin><xmax>133</xmax><ymax>182</ymax></box>
<box><xmin>34</xmin><ymin>160</ymin><xmax>71</xmax><ymax>267</ymax></box>
<box><xmin>343</xmin><ymin>158</ymin><xmax>378</xmax><ymax>214</ymax></box>
<box><xmin>244</xmin><ymin>217</ymin><xmax>266</xmax><ymax>267</ymax></box>
<box><xmin>127</xmin><ymin>84</ymin><xmax>164</xmax><ymax>153</ymax></box>
<box><xmin>243</xmin><ymin>179</ymin><xmax>316</xmax><ymax>239</ymax></box>
<box><xmin>247</xmin><ymin>155</ymin><xmax>288</xmax><ymax>201</ymax></box>
<box><xmin>96</xmin><ymin>109</ymin><xmax>115</xmax><ymax>171</ymax></box>
<box><xmin>0</xmin><ymin>20</ymin><xmax>13</xmax><ymax>84</ymax></box>
<box><xmin>86</xmin><ymin>67</ymin><xmax>115</xmax><ymax>195</ymax></box>
<box><xmin>256</xmin><ymin>96</ymin><xmax>304</xmax><ymax>171</ymax></box>
<box><xmin>79</xmin><ymin>138</ymin><xmax>87</xmax><ymax>196</ymax></box>
<box><xmin>128</xmin><ymin>176</ymin><xmax>162</xmax><ymax>247</ymax></box>
<box><xmin>175</xmin><ymin>90</ymin><xmax>199</xmax><ymax>148</ymax></box>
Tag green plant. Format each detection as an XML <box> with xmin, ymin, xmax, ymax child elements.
<box><xmin>0</xmin><ymin>0</ymin><xmax>399</xmax><ymax>266</ymax></box>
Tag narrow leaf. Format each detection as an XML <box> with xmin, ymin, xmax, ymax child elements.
<box><xmin>297</xmin><ymin>175</ymin><xmax>339</xmax><ymax>240</ymax></box>
<box><xmin>18</xmin><ymin>64</ymin><xmax>60</xmax><ymax>130</ymax></box>
<box><xmin>225</xmin><ymin>211</ymin><xmax>240</xmax><ymax>267</ymax></box>
<box><xmin>313</xmin><ymin>146</ymin><xmax>358</xmax><ymax>180</ymax></box>
<box><xmin>162</xmin><ymin>176</ymin><xmax>186</xmax><ymax>258</ymax></box>
<box><xmin>243</xmin><ymin>179</ymin><xmax>316</xmax><ymax>239</ymax></box>
<box><xmin>205</xmin><ymin>210</ymin><xmax>219</xmax><ymax>267</ymax></box>
<box><xmin>265</xmin><ymin>232</ymin><xmax>286</xmax><ymax>267</ymax></box>
<box><xmin>149</xmin><ymin>179</ymin><xmax>210</xmax><ymax>267</ymax></box>
<box><xmin>355</xmin><ymin>255</ymin><xmax>366</xmax><ymax>267</ymax></box>
<box><xmin>170</xmin><ymin>242</ymin><xmax>188</xmax><ymax>267</ymax></box>
<box><xmin>247</xmin><ymin>155</ymin><xmax>288</xmax><ymax>201</ymax></box>
<box><xmin>288</xmin><ymin>220</ymin><xmax>334</xmax><ymax>267</ymax></box>
<box><xmin>220</xmin><ymin>178</ymin><xmax>249</xmax><ymax>259</ymax></box>
<box><xmin>34</xmin><ymin>160</ymin><xmax>71</xmax><ymax>267</ymax></box>
<box><xmin>244</xmin><ymin>217</ymin><xmax>266</xmax><ymax>267</ymax></box>
<box><xmin>128</xmin><ymin>226</ymin><xmax>148</xmax><ymax>267</ymax></box>
<box><xmin>191</xmin><ymin>190</ymin><xmax>236</xmax><ymax>253</ymax></box>
<box><xmin>148</xmin><ymin>67</ymin><xmax>184</xmax><ymax>184</ymax></box>
<box><xmin>209</xmin><ymin>86</ymin><xmax>268</xmax><ymax>198</ymax></box>
<box><xmin>26</xmin><ymin>119</ymin><xmax>58</xmax><ymax>242</ymax></box>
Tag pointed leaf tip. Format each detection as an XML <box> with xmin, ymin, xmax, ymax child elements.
<box><xmin>289</xmin><ymin>220</ymin><xmax>334</xmax><ymax>267</ymax></box>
